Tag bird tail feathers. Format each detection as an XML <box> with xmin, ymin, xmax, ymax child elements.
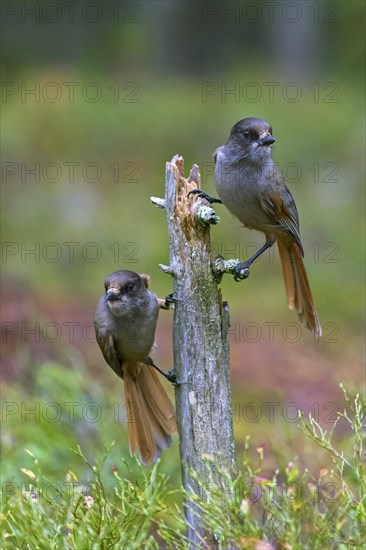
<box><xmin>278</xmin><ymin>238</ymin><xmax>322</xmax><ymax>337</ymax></box>
<box><xmin>123</xmin><ymin>362</ymin><xmax>177</xmax><ymax>465</ymax></box>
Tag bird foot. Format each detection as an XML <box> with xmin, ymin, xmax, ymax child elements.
<box><xmin>165</xmin><ymin>292</ymin><xmax>181</xmax><ymax>305</ymax></box>
<box><xmin>159</xmin><ymin>293</ymin><xmax>181</xmax><ymax>310</ymax></box>
<box><xmin>188</xmin><ymin>188</ymin><xmax>222</xmax><ymax>204</ymax></box>
<box><xmin>166</xmin><ymin>368</ymin><xmax>178</xmax><ymax>386</ymax></box>
<box><xmin>232</xmin><ymin>262</ymin><xmax>251</xmax><ymax>281</ymax></box>
<box><xmin>148</xmin><ymin>360</ymin><xmax>179</xmax><ymax>386</ymax></box>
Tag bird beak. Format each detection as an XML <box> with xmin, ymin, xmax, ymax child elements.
<box><xmin>106</xmin><ymin>289</ymin><xmax>120</xmax><ymax>302</ymax></box>
<box><xmin>257</xmin><ymin>135</ymin><xmax>276</xmax><ymax>146</ymax></box>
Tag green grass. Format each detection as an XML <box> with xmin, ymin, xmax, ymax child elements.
<box><xmin>1</xmin><ymin>446</ymin><xmax>185</xmax><ymax>549</ymax></box>
<box><xmin>185</xmin><ymin>385</ymin><xmax>365</xmax><ymax>549</ymax></box>
<box><xmin>1</xmin><ymin>378</ymin><xmax>364</xmax><ymax>549</ymax></box>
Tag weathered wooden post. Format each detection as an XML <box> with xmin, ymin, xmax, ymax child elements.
<box><xmin>151</xmin><ymin>156</ymin><xmax>237</xmax><ymax>548</ymax></box>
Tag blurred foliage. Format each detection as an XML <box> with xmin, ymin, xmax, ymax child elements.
<box><xmin>1</xmin><ymin>361</ymin><xmax>180</xmax><ymax>485</ymax></box>
<box><xmin>1</xmin><ymin>383</ymin><xmax>364</xmax><ymax>548</ymax></box>
<box><xmin>1</xmin><ymin>2</ymin><xmax>365</xmax><ymax>546</ymax></box>
<box><xmin>1</xmin><ymin>1</ymin><xmax>365</xmax><ymax>335</ymax></box>
<box><xmin>2</xmin><ymin>72</ymin><xmax>364</xmax><ymax>334</ymax></box>
<box><xmin>2</xmin><ymin>1</ymin><xmax>364</xmax><ymax>80</ymax></box>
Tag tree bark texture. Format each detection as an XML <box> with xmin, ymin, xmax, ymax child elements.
<box><xmin>152</xmin><ymin>156</ymin><xmax>237</xmax><ymax>548</ymax></box>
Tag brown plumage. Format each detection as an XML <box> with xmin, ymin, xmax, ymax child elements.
<box><xmin>94</xmin><ymin>270</ymin><xmax>177</xmax><ymax>465</ymax></box>
<box><xmin>123</xmin><ymin>361</ymin><xmax>177</xmax><ymax>465</ymax></box>
<box><xmin>277</xmin><ymin>238</ymin><xmax>321</xmax><ymax>335</ymax></box>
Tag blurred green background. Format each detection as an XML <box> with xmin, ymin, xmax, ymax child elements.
<box><xmin>1</xmin><ymin>0</ymin><xmax>364</xmax><ymax>489</ymax></box>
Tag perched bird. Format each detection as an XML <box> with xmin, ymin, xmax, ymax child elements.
<box><xmin>94</xmin><ymin>270</ymin><xmax>177</xmax><ymax>465</ymax></box>
<box><xmin>191</xmin><ymin>117</ymin><xmax>321</xmax><ymax>336</ymax></box>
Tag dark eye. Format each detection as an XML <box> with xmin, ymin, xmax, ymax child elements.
<box><xmin>127</xmin><ymin>282</ymin><xmax>135</xmax><ymax>292</ymax></box>
<box><xmin>243</xmin><ymin>130</ymin><xmax>250</xmax><ymax>138</ymax></box>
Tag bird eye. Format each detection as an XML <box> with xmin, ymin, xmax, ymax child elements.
<box><xmin>243</xmin><ymin>130</ymin><xmax>250</xmax><ymax>138</ymax></box>
<box><xmin>127</xmin><ymin>282</ymin><xmax>135</xmax><ymax>292</ymax></box>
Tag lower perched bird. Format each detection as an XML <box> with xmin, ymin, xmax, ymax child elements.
<box><xmin>191</xmin><ymin>117</ymin><xmax>321</xmax><ymax>337</ymax></box>
<box><xmin>94</xmin><ymin>270</ymin><xmax>177</xmax><ymax>465</ymax></box>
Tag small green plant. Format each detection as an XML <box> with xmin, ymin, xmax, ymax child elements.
<box><xmin>185</xmin><ymin>384</ymin><xmax>365</xmax><ymax>549</ymax></box>
<box><xmin>1</xmin><ymin>443</ymin><xmax>185</xmax><ymax>549</ymax></box>
<box><xmin>1</xmin><ymin>385</ymin><xmax>364</xmax><ymax>549</ymax></box>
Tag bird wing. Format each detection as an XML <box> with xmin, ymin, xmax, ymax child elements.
<box><xmin>260</xmin><ymin>185</ymin><xmax>304</xmax><ymax>256</ymax></box>
<box><xmin>94</xmin><ymin>326</ymin><xmax>124</xmax><ymax>379</ymax></box>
